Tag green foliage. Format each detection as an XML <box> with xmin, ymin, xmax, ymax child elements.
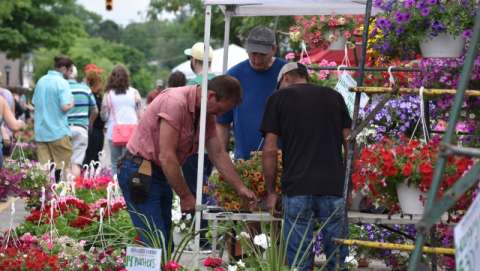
<box><xmin>0</xmin><ymin>0</ymin><xmax>85</xmax><ymax>58</ymax></box>
<box><xmin>132</xmin><ymin>68</ymin><xmax>155</xmax><ymax>96</ymax></box>
<box><xmin>148</xmin><ymin>0</ymin><xmax>294</xmax><ymax>47</ymax></box>
<box><xmin>75</xmin><ymin>188</ymin><xmax>107</xmax><ymax>204</ymax></box>
<box><xmin>16</xmin><ymin>210</ymin><xmax>136</xmax><ymax>249</ymax></box>
<box><xmin>33</xmin><ymin>37</ymin><xmax>146</xmax><ymax>85</ymax></box>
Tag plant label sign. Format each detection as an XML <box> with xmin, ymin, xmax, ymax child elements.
<box><xmin>334</xmin><ymin>72</ymin><xmax>369</xmax><ymax>118</ymax></box>
<box><xmin>125</xmin><ymin>246</ymin><xmax>162</xmax><ymax>271</ymax></box>
<box><xmin>454</xmin><ymin>193</ymin><xmax>480</xmax><ymax>271</ymax></box>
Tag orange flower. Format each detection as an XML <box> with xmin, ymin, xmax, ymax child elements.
<box><xmin>231</xmin><ymin>201</ymin><xmax>241</xmax><ymax>210</ymax></box>
<box><xmin>257</xmin><ymin>184</ymin><xmax>265</xmax><ymax>193</ymax></box>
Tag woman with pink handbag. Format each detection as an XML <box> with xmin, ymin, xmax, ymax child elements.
<box><xmin>101</xmin><ymin>65</ymin><xmax>142</xmax><ymax>175</ymax></box>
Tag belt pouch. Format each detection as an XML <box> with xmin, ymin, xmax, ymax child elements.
<box><xmin>129</xmin><ymin>159</ymin><xmax>152</xmax><ymax>204</ymax></box>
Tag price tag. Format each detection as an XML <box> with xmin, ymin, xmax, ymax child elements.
<box><xmin>125</xmin><ymin>246</ymin><xmax>162</xmax><ymax>271</ymax></box>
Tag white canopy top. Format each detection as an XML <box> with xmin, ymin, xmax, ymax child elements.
<box><xmin>203</xmin><ymin>0</ymin><xmax>377</xmax><ymax>16</ymax></box>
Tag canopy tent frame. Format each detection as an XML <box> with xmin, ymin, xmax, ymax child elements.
<box><xmin>193</xmin><ymin>1</ymin><xmax>480</xmax><ymax>270</ymax></box>
<box><xmin>194</xmin><ymin>0</ymin><xmax>376</xmax><ymax>266</ymax></box>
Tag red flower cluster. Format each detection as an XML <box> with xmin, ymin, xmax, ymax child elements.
<box><xmin>0</xmin><ymin>242</ymin><xmax>67</xmax><ymax>271</ymax></box>
<box><xmin>203</xmin><ymin>257</ymin><xmax>223</xmax><ymax>268</ymax></box>
<box><xmin>353</xmin><ymin>136</ymin><xmax>474</xmax><ymax>212</ymax></box>
<box><xmin>75</xmin><ymin>175</ymin><xmax>113</xmax><ymax>189</ymax></box>
<box><xmin>26</xmin><ymin>196</ymin><xmax>126</xmax><ymax>228</ymax></box>
<box><xmin>164</xmin><ymin>260</ymin><xmax>183</xmax><ymax>271</ymax></box>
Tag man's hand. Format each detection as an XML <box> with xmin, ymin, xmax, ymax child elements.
<box><xmin>237</xmin><ymin>186</ymin><xmax>258</xmax><ymax>209</ymax></box>
<box><xmin>180</xmin><ymin>194</ymin><xmax>196</xmax><ymax>213</ymax></box>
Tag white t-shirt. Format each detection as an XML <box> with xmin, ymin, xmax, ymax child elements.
<box><xmin>104</xmin><ymin>87</ymin><xmax>141</xmax><ymax>140</ymax></box>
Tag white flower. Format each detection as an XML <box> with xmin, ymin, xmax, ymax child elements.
<box><xmin>180</xmin><ymin>223</ymin><xmax>186</xmax><ymax>230</ymax></box>
<box><xmin>236</xmin><ymin>231</ymin><xmax>250</xmax><ymax>240</ymax></box>
<box><xmin>171</xmin><ymin>210</ymin><xmax>182</xmax><ymax>223</ymax></box>
<box><xmin>469</xmin><ymin>113</ymin><xmax>476</xmax><ymax>119</ymax></box>
<box><xmin>253</xmin><ymin>233</ymin><xmax>270</xmax><ymax>249</ymax></box>
<box><xmin>237</xmin><ymin>259</ymin><xmax>245</xmax><ymax>268</ymax></box>
<box><xmin>228</xmin><ymin>265</ymin><xmax>238</xmax><ymax>271</ymax></box>
<box><xmin>345</xmin><ymin>255</ymin><xmax>358</xmax><ymax>268</ymax></box>
<box><xmin>185</xmin><ymin>213</ymin><xmax>192</xmax><ymax>220</ymax></box>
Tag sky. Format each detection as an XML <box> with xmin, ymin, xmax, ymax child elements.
<box><xmin>77</xmin><ymin>0</ymin><xmax>151</xmax><ymax>26</ymax></box>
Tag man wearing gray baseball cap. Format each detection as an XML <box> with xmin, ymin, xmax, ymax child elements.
<box><xmin>217</xmin><ymin>26</ymin><xmax>286</xmax><ymax>160</ymax></box>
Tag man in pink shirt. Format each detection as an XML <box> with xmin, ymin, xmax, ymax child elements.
<box><xmin>118</xmin><ymin>75</ymin><xmax>257</xmax><ymax>245</ymax></box>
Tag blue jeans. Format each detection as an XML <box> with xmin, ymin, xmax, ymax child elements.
<box><xmin>109</xmin><ymin>140</ymin><xmax>126</xmax><ymax>176</ymax></box>
<box><xmin>117</xmin><ymin>157</ymin><xmax>173</xmax><ymax>247</ymax></box>
<box><xmin>283</xmin><ymin>195</ymin><xmax>348</xmax><ymax>271</ymax></box>
<box><xmin>182</xmin><ymin>153</ymin><xmax>213</xmax><ymax>195</ymax></box>
<box><xmin>182</xmin><ymin>153</ymin><xmax>213</xmax><ymax>247</ymax></box>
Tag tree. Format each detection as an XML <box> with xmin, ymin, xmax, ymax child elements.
<box><xmin>0</xmin><ymin>0</ymin><xmax>85</xmax><ymax>58</ymax></box>
<box><xmin>33</xmin><ymin>37</ymin><xmax>146</xmax><ymax>84</ymax></box>
<box><xmin>94</xmin><ymin>20</ymin><xmax>123</xmax><ymax>42</ymax></box>
<box><xmin>148</xmin><ymin>0</ymin><xmax>294</xmax><ymax>46</ymax></box>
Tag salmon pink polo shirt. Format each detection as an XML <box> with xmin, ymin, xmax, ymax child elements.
<box><xmin>127</xmin><ymin>85</ymin><xmax>217</xmax><ymax>167</ymax></box>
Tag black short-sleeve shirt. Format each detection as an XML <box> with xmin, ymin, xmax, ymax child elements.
<box><xmin>260</xmin><ymin>83</ymin><xmax>352</xmax><ymax>197</ymax></box>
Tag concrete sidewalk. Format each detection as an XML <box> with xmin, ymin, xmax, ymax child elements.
<box><xmin>0</xmin><ymin>197</ymin><xmax>27</xmax><ymax>232</ymax></box>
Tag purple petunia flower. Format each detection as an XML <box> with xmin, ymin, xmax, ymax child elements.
<box><xmin>396</xmin><ymin>26</ymin><xmax>405</xmax><ymax>35</ymax></box>
<box><xmin>403</xmin><ymin>0</ymin><xmax>415</xmax><ymax>8</ymax></box>
<box><xmin>395</xmin><ymin>11</ymin><xmax>411</xmax><ymax>23</ymax></box>
<box><xmin>420</xmin><ymin>7</ymin><xmax>431</xmax><ymax>16</ymax></box>
<box><xmin>416</xmin><ymin>0</ymin><xmax>426</xmax><ymax>9</ymax></box>
<box><xmin>463</xmin><ymin>29</ymin><xmax>473</xmax><ymax>38</ymax></box>
<box><xmin>426</xmin><ymin>0</ymin><xmax>437</xmax><ymax>4</ymax></box>
<box><xmin>373</xmin><ymin>0</ymin><xmax>384</xmax><ymax>8</ymax></box>
<box><xmin>376</xmin><ymin>17</ymin><xmax>392</xmax><ymax>31</ymax></box>
<box><xmin>431</xmin><ymin>21</ymin><xmax>446</xmax><ymax>33</ymax></box>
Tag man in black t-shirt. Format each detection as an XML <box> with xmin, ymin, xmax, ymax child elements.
<box><xmin>260</xmin><ymin>62</ymin><xmax>351</xmax><ymax>271</ymax></box>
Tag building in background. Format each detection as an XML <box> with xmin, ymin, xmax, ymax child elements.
<box><xmin>0</xmin><ymin>52</ymin><xmax>34</xmax><ymax>89</ymax></box>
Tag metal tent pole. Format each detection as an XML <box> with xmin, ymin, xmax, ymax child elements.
<box><xmin>193</xmin><ymin>4</ymin><xmax>212</xmax><ymax>268</ymax></box>
<box><xmin>408</xmin><ymin>5</ymin><xmax>480</xmax><ymax>270</ymax></box>
<box><xmin>342</xmin><ymin>0</ymin><xmax>373</xmax><ymax>234</ymax></box>
<box><xmin>222</xmin><ymin>9</ymin><xmax>232</xmax><ymax>74</ymax></box>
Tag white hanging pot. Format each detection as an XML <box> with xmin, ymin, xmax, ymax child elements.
<box><xmin>396</xmin><ymin>182</ymin><xmax>425</xmax><ymax>215</ymax></box>
<box><xmin>419</xmin><ymin>33</ymin><xmax>465</xmax><ymax>58</ymax></box>
<box><xmin>325</xmin><ymin>31</ymin><xmax>347</xmax><ymax>50</ymax></box>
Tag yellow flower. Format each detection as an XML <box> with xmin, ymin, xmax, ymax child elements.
<box><xmin>289</xmin><ymin>31</ymin><xmax>302</xmax><ymax>42</ymax></box>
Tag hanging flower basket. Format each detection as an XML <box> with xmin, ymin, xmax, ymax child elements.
<box><xmin>419</xmin><ymin>33</ymin><xmax>465</xmax><ymax>58</ymax></box>
<box><xmin>325</xmin><ymin>31</ymin><xmax>347</xmax><ymax>50</ymax></box>
<box><xmin>396</xmin><ymin>182</ymin><xmax>425</xmax><ymax>215</ymax></box>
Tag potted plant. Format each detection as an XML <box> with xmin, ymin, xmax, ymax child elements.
<box><xmin>371</xmin><ymin>0</ymin><xmax>476</xmax><ymax>58</ymax></box>
<box><xmin>208</xmin><ymin>151</ymin><xmax>282</xmax><ymax>211</ymax></box>
<box><xmin>352</xmin><ymin>136</ymin><xmax>473</xmax><ymax>214</ymax></box>
<box><xmin>290</xmin><ymin>14</ymin><xmax>362</xmax><ymax>51</ymax></box>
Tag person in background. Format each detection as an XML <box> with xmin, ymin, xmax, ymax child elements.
<box><xmin>0</xmin><ymin>95</ymin><xmax>24</xmax><ymax>168</ymax></box>
<box><xmin>184</xmin><ymin>42</ymin><xmax>215</xmax><ymax>85</ymax></box>
<box><xmin>217</xmin><ymin>26</ymin><xmax>286</xmax><ymax>160</ymax></box>
<box><xmin>146</xmin><ymin>79</ymin><xmax>165</xmax><ymax>105</ymax></box>
<box><xmin>83</xmin><ymin>64</ymin><xmax>106</xmax><ymax>166</ymax></box>
<box><xmin>167</xmin><ymin>71</ymin><xmax>187</xmax><ymax>88</ymax></box>
<box><xmin>11</xmin><ymin>87</ymin><xmax>32</xmax><ymax>121</ymax></box>
<box><xmin>101</xmin><ymin>64</ymin><xmax>142</xmax><ymax>175</ymax></box>
<box><xmin>33</xmin><ymin>55</ymin><xmax>74</xmax><ymax>181</ymax></box>
<box><xmin>261</xmin><ymin>62</ymin><xmax>351</xmax><ymax>271</ymax></box>
<box><xmin>0</xmin><ymin>85</ymin><xmax>15</xmax><ymax>157</ymax></box>
<box><xmin>67</xmin><ymin>65</ymin><xmax>98</xmax><ymax>176</ymax></box>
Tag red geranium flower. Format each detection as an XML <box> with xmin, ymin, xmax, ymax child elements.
<box><xmin>164</xmin><ymin>260</ymin><xmax>182</xmax><ymax>271</ymax></box>
<box><xmin>203</xmin><ymin>257</ymin><xmax>223</xmax><ymax>267</ymax></box>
